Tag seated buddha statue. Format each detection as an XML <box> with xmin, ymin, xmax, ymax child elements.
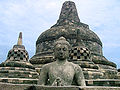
<box><xmin>38</xmin><ymin>37</ymin><xmax>86</xmax><ymax>86</ymax></box>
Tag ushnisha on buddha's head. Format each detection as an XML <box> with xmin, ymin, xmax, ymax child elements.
<box><xmin>54</xmin><ymin>37</ymin><xmax>70</xmax><ymax>60</ymax></box>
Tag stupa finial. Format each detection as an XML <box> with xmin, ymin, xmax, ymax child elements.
<box><xmin>53</xmin><ymin>1</ymin><xmax>80</xmax><ymax>27</ymax></box>
<box><xmin>17</xmin><ymin>32</ymin><xmax>22</xmax><ymax>45</ymax></box>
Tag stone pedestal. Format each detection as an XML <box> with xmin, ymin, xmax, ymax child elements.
<box><xmin>0</xmin><ymin>83</ymin><xmax>120</xmax><ymax>90</ymax></box>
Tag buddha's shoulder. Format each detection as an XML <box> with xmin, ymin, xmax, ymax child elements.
<box><xmin>67</xmin><ymin>62</ymin><xmax>79</xmax><ymax>67</ymax></box>
<box><xmin>42</xmin><ymin>62</ymin><xmax>56</xmax><ymax>69</ymax></box>
<box><xmin>67</xmin><ymin>62</ymin><xmax>82</xmax><ymax>69</ymax></box>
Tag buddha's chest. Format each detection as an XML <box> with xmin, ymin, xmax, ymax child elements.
<box><xmin>48</xmin><ymin>65</ymin><xmax>75</xmax><ymax>84</ymax></box>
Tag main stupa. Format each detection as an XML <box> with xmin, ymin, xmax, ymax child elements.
<box><xmin>30</xmin><ymin>1</ymin><xmax>119</xmax><ymax>84</ymax></box>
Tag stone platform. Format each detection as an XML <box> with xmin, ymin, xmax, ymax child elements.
<box><xmin>86</xmin><ymin>79</ymin><xmax>120</xmax><ymax>87</ymax></box>
<box><xmin>0</xmin><ymin>78</ymin><xmax>37</xmax><ymax>84</ymax></box>
<box><xmin>0</xmin><ymin>83</ymin><xmax>120</xmax><ymax>90</ymax></box>
<box><xmin>0</xmin><ymin>78</ymin><xmax>120</xmax><ymax>87</ymax></box>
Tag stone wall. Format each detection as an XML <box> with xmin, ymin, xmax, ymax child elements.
<box><xmin>0</xmin><ymin>83</ymin><xmax>120</xmax><ymax>90</ymax></box>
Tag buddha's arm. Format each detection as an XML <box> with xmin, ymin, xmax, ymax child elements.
<box><xmin>38</xmin><ymin>65</ymin><xmax>48</xmax><ymax>85</ymax></box>
<box><xmin>75</xmin><ymin>65</ymin><xmax>86</xmax><ymax>86</ymax></box>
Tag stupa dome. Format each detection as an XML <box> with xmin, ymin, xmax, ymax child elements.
<box><xmin>7</xmin><ymin>45</ymin><xmax>29</xmax><ymax>61</ymax></box>
<box><xmin>36</xmin><ymin>1</ymin><xmax>102</xmax><ymax>56</ymax></box>
<box><xmin>30</xmin><ymin>1</ymin><xmax>117</xmax><ymax>79</ymax></box>
<box><xmin>0</xmin><ymin>32</ymin><xmax>39</xmax><ymax>84</ymax></box>
<box><xmin>7</xmin><ymin>32</ymin><xmax>29</xmax><ymax>61</ymax></box>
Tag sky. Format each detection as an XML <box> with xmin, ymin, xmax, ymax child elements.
<box><xmin>0</xmin><ymin>0</ymin><xmax>120</xmax><ymax>68</ymax></box>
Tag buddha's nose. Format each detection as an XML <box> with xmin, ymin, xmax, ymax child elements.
<box><xmin>60</xmin><ymin>52</ymin><xmax>63</xmax><ymax>55</ymax></box>
<box><xmin>60</xmin><ymin>50</ymin><xmax>64</xmax><ymax>55</ymax></box>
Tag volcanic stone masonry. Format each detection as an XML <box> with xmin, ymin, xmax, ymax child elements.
<box><xmin>30</xmin><ymin>1</ymin><xmax>119</xmax><ymax>81</ymax></box>
<box><xmin>29</xmin><ymin>1</ymin><xmax>120</xmax><ymax>86</ymax></box>
<box><xmin>0</xmin><ymin>32</ymin><xmax>39</xmax><ymax>84</ymax></box>
<box><xmin>0</xmin><ymin>0</ymin><xmax>120</xmax><ymax>88</ymax></box>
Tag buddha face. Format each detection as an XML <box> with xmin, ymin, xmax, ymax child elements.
<box><xmin>54</xmin><ymin>44</ymin><xmax>69</xmax><ymax>60</ymax></box>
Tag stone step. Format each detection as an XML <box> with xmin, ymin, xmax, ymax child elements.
<box><xmin>82</xmin><ymin>68</ymin><xmax>101</xmax><ymax>72</ymax></box>
<box><xmin>83</xmin><ymin>71</ymin><xmax>104</xmax><ymax>79</ymax></box>
<box><xmin>86</xmin><ymin>79</ymin><xmax>120</xmax><ymax>87</ymax></box>
<box><xmin>0</xmin><ymin>78</ymin><xmax>38</xmax><ymax>84</ymax></box>
<box><xmin>100</xmin><ymin>69</ymin><xmax>118</xmax><ymax>79</ymax></box>
<box><xmin>0</xmin><ymin>69</ymin><xmax>39</xmax><ymax>79</ymax></box>
<box><xmin>117</xmin><ymin>72</ymin><xmax>120</xmax><ymax>79</ymax></box>
<box><xmin>72</xmin><ymin>61</ymin><xmax>99</xmax><ymax>69</ymax></box>
<box><xmin>0</xmin><ymin>70</ymin><xmax>38</xmax><ymax>75</ymax></box>
<box><xmin>0</xmin><ymin>73</ymin><xmax>38</xmax><ymax>79</ymax></box>
<box><xmin>0</xmin><ymin>81</ymin><xmax>120</xmax><ymax>90</ymax></box>
<box><xmin>0</xmin><ymin>67</ymin><xmax>36</xmax><ymax>72</ymax></box>
<box><xmin>98</xmin><ymin>64</ymin><xmax>117</xmax><ymax>70</ymax></box>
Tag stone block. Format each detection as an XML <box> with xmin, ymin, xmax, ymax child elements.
<box><xmin>86</xmin><ymin>79</ymin><xmax>120</xmax><ymax>87</ymax></box>
<box><xmin>0</xmin><ymin>83</ymin><xmax>120</xmax><ymax>90</ymax></box>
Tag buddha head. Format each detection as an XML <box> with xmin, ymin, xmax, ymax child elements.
<box><xmin>54</xmin><ymin>37</ymin><xmax>70</xmax><ymax>60</ymax></box>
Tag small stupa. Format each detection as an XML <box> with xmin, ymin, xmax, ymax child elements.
<box><xmin>0</xmin><ymin>32</ymin><xmax>39</xmax><ymax>84</ymax></box>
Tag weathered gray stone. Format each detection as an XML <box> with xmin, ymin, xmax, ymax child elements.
<box><xmin>86</xmin><ymin>79</ymin><xmax>120</xmax><ymax>87</ymax></box>
<box><xmin>0</xmin><ymin>83</ymin><xmax>120</xmax><ymax>90</ymax></box>
<box><xmin>30</xmin><ymin>1</ymin><xmax>118</xmax><ymax>80</ymax></box>
<box><xmin>0</xmin><ymin>32</ymin><xmax>39</xmax><ymax>84</ymax></box>
<box><xmin>38</xmin><ymin>37</ymin><xmax>86</xmax><ymax>86</ymax></box>
<box><xmin>0</xmin><ymin>0</ymin><xmax>119</xmax><ymax>88</ymax></box>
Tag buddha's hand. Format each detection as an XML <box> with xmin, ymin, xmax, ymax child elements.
<box><xmin>52</xmin><ymin>77</ymin><xmax>64</xmax><ymax>86</ymax></box>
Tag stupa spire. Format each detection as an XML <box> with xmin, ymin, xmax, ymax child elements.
<box><xmin>17</xmin><ymin>32</ymin><xmax>22</xmax><ymax>45</ymax></box>
<box><xmin>54</xmin><ymin>1</ymin><xmax>80</xmax><ymax>26</ymax></box>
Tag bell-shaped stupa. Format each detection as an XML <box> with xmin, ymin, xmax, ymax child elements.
<box><xmin>30</xmin><ymin>1</ymin><xmax>119</xmax><ymax>86</ymax></box>
<box><xmin>0</xmin><ymin>32</ymin><xmax>39</xmax><ymax>84</ymax></box>
<box><xmin>7</xmin><ymin>32</ymin><xmax>29</xmax><ymax>61</ymax></box>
